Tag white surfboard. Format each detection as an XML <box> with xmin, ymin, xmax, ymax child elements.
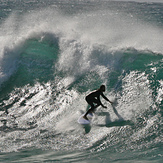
<box><xmin>78</xmin><ymin>113</ymin><xmax>93</xmax><ymax>124</ymax></box>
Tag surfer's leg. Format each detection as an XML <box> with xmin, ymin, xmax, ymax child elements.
<box><xmin>84</xmin><ymin>104</ymin><xmax>101</xmax><ymax>119</ymax></box>
<box><xmin>84</xmin><ymin>97</ymin><xmax>99</xmax><ymax>120</ymax></box>
<box><xmin>84</xmin><ymin>101</ymin><xmax>101</xmax><ymax>117</ymax></box>
<box><xmin>83</xmin><ymin>103</ymin><xmax>101</xmax><ymax>120</ymax></box>
<box><xmin>83</xmin><ymin>107</ymin><xmax>94</xmax><ymax>120</ymax></box>
<box><xmin>89</xmin><ymin>99</ymin><xmax>100</xmax><ymax>112</ymax></box>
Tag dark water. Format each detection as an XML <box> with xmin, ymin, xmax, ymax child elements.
<box><xmin>0</xmin><ymin>0</ymin><xmax>163</xmax><ymax>162</ymax></box>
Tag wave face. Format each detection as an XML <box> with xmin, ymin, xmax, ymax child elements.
<box><xmin>0</xmin><ymin>0</ymin><xmax>163</xmax><ymax>162</ymax></box>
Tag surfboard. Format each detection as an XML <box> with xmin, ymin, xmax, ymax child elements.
<box><xmin>78</xmin><ymin>113</ymin><xmax>93</xmax><ymax>124</ymax></box>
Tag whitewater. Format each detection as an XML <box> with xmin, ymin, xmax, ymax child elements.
<box><xmin>0</xmin><ymin>0</ymin><xmax>162</xmax><ymax>162</ymax></box>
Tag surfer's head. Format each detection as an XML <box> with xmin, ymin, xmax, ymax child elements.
<box><xmin>100</xmin><ymin>85</ymin><xmax>105</xmax><ymax>92</ymax></box>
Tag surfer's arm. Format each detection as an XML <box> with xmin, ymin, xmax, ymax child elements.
<box><xmin>97</xmin><ymin>96</ymin><xmax>107</xmax><ymax>108</ymax></box>
<box><xmin>101</xmin><ymin>93</ymin><xmax>112</xmax><ymax>104</ymax></box>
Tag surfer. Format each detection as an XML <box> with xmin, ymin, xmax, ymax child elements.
<box><xmin>83</xmin><ymin>85</ymin><xmax>112</xmax><ymax>120</ymax></box>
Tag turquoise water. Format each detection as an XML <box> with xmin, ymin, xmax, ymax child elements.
<box><xmin>0</xmin><ymin>0</ymin><xmax>163</xmax><ymax>162</ymax></box>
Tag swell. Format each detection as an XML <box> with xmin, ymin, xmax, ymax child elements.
<box><xmin>0</xmin><ymin>47</ymin><xmax>162</xmax><ymax>153</ymax></box>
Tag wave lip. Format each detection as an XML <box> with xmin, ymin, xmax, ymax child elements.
<box><xmin>1</xmin><ymin>1</ymin><xmax>163</xmax><ymax>88</ymax></box>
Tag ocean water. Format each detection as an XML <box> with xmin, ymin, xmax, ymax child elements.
<box><xmin>0</xmin><ymin>0</ymin><xmax>163</xmax><ymax>162</ymax></box>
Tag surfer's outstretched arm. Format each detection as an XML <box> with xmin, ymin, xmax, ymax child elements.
<box><xmin>101</xmin><ymin>93</ymin><xmax>113</xmax><ymax>104</ymax></box>
<box><xmin>97</xmin><ymin>96</ymin><xmax>107</xmax><ymax>108</ymax></box>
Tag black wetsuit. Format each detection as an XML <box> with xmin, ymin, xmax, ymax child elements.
<box><xmin>84</xmin><ymin>89</ymin><xmax>109</xmax><ymax>117</ymax></box>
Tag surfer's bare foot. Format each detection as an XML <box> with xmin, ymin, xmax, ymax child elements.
<box><xmin>83</xmin><ymin>116</ymin><xmax>88</xmax><ymax>120</ymax></box>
